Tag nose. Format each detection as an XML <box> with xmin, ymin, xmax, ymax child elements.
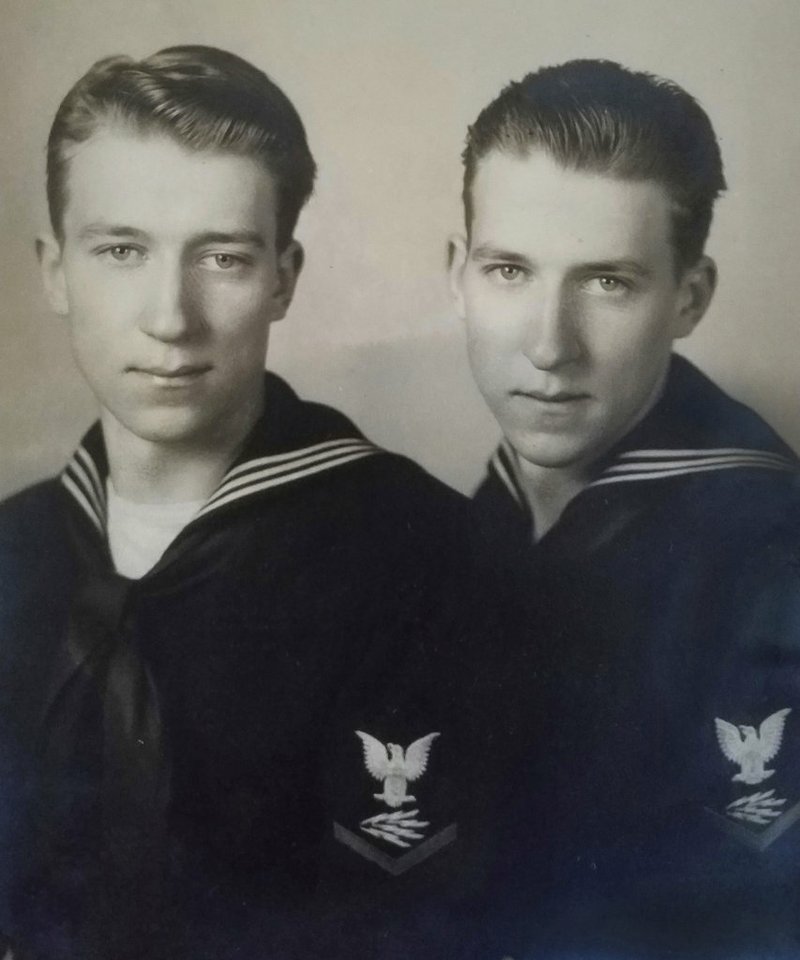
<box><xmin>138</xmin><ymin>259</ymin><xmax>197</xmax><ymax>342</ymax></box>
<box><xmin>521</xmin><ymin>284</ymin><xmax>581</xmax><ymax>371</ymax></box>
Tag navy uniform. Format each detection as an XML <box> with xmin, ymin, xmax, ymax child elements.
<box><xmin>0</xmin><ymin>373</ymin><xmax>508</xmax><ymax>960</ymax></box>
<box><xmin>474</xmin><ymin>356</ymin><xmax>800</xmax><ymax>958</ymax></box>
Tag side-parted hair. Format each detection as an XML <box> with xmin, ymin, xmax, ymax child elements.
<box><xmin>462</xmin><ymin>59</ymin><xmax>726</xmax><ymax>271</ymax></box>
<box><xmin>47</xmin><ymin>45</ymin><xmax>317</xmax><ymax>250</ymax></box>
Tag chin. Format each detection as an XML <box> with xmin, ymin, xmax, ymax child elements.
<box><xmin>115</xmin><ymin>408</ymin><xmax>215</xmax><ymax>447</ymax></box>
<box><xmin>507</xmin><ymin>430</ymin><xmax>598</xmax><ymax>472</ymax></box>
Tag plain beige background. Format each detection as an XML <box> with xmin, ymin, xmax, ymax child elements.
<box><xmin>1</xmin><ymin>0</ymin><xmax>798</xmax><ymax>500</ymax></box>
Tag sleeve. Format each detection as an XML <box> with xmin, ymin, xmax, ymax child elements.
<box><xmin>579</xmin><ymin>510</ymin><xmax>800</xmax><ymax>957</ymax></box>
<box><xmin>688</xmin><ymin>514</ymin><xmax>800</xmax><ymax>926</ymax></box>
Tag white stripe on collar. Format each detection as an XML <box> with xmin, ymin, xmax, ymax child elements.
<box><xmin>62</xmin><ymin>449</ymin><xmax>106</xmax><ymax>533</ymax></box>
<box><xmin>615</xmin><ymin>447</ymin><xmax>795</xmax><ymax>464</ymax></box>
<box><xmin>490</xmin><ymin>441</ymin><xmax>525</xmax><ymax>506</ymax></box>
<box><xmin>592</xmin><ymin>448</ymin><xmax>796</xmax><ymax>488</ymax></box>
<box><xmin>61</xmin><ymin>437</ymin><xmax>380</xmax><ymax>533</ymax></box>
<box><xmin>62</xmin><ymin>472</ymin><xmax>104</xmax><ymax>534</ymax></box>
<box><xmin>218</xmin><ymin>437</ymin><xmax>369</xmax><ymax>483</ymax></box>
<box><xmin>196</xmin><ymin>440</ymin><xmax>378</xmax><ymax>518</ymax></box>
<box><xmin>489</xmin><ymin>442</ymin><xmax>796</xmax><ymax>501</ymax></box>
<box><xmin>76</xmin><ymin>445</ymin><xmax>105</xmax><ymax>509</ymax></box>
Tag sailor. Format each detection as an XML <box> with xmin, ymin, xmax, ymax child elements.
<box><xmin>448</xmin><ymin>59</ymin><xmax>800</xmax><ymax>956</ymax></box>
<box><xmin>0</xmin><ymin>45</ymin><xmax>504</xmax><ymax>959</ymax></box>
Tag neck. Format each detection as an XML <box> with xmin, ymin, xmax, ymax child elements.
<box><xmin>514</xmin><ymin>458</ymin><xmax>591</xmax><ymax>542</ymax></box>
<box><xmin>102</xmin><ymin>398</ymin><xmax>263</xmax><ymax>504</ymax></box>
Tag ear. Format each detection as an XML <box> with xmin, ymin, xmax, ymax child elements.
<box><xmin>270</xmin><ymin>239</ymin><xmax>304</xmax><ymax>322</ymax></box>
<box><xmin>672</xmin><ymin>255</ymin><xmax>717</xmax><ymax>339</ymax></box>
<box><xmin>447</xmin><ymin>233</ymin><xmax>468</xmax><ymax>320</ymax></box>
<box><xmin>36</xmin><ymin>234</ymin><xmax>69</xmax><ymax>317</ymax></box>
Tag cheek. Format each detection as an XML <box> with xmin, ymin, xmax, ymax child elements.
<box><xmin>463</xmin><ymin>287</ymin><xmax>524</xmax><ymax>349</ymax></box>
<box><xmin>66</xmin><ymin>294</ymin><xmax>123</xmax><ymax>367</ymax></box>
<box><xmin>465</xmin><ymin>324</ymin><xmax>515</xmax><ymax>398</ymax></box>
<box><xmin>201</xmin><ymin>281</ymin><xmax>271</xmax><ymax>334</ymax></box>
<box><xmin>67</xmin><ymin>326</ymin><xmax>120</xmax><ymax>392</ymax></box>
<box><xmin>65</xmin><ymin>264</ymin><xmax>135</xmax><ymax>334</ymax></box>
<box><xmin>589</xmin><ymin>305</ymin><xmax>673</xmax><ymax>369</ymax></box>
<box><xmin>202</xmin><ymin>295</ymin><xmax>270</xmax><ymax>367</ymax></box>
<box><xmin>588</xmin><ymin>325</ymin><xmax>673</xmax><ymax>412</ymax></box>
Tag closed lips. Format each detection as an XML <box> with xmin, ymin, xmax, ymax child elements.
<box><xmin>130</xmin><ymin>365</ymin><xmax>211</xmax><ymax>376</ymax></box>
<box><xmin>514</xmin><ymin>389</ymin><xmax>588</xmax><ymax>402</ymax></box>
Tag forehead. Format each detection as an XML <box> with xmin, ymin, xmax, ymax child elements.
<box><xmin>60</xmin><ymin>127</ymin><xmax>277</xmax><ymax>238</ymax></box>
<box><xmin>470</xmin><ymin>149</ymin><xmax>674</xmax><ymax>265</ymax></box>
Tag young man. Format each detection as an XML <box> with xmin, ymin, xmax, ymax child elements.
<box><xmin>449</xmin><ymin>61</ymin><xmax>800</xmax><ymax>956</ymax></box>
<box><xmin>0</xmin><ymin>47</ymin><xmax>503</xmax><ymax>960</ymax></box>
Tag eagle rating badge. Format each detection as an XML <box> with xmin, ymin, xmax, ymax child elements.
<box><xmin>333</xmin><ymin>730</ymin><xmax>457</xmax><ymax>875</ymax></box>
<box><xmin>708</xmin><ymin>707</ymin><xmax>800</xmax><ymax>850</ymax></box>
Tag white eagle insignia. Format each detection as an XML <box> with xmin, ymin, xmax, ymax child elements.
<box><xmin>334</xmin><ymin>729</ymin><xmax>456</xmax><ymax>871</ymax></box>
<box><xmin>715</xmin><ymin>708</ymin><xmax>792</xmax><ymax>785</ymax></box>
<box><xmin>355</xmin><ymin>730</ymin><xmax>439</xmax><ymax>808</ymax></box>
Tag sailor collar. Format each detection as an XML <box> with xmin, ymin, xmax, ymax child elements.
<box><xmin>488</xmin><ymin>355</ymin><xmax>797</xmax><ymax>510</ymax></box>
<box><xmin>60</xmin><ymin>374</ymin><xmax>382</xmax><ymax>538</ymax></box>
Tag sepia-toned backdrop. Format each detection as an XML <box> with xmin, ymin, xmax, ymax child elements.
<box><xmin>1</xmin><ymin>0</ymin><xmax>798</xmax><ymax>498</ymax></box>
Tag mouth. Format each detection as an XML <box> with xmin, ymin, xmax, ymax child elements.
<box><xmin>512</xmin><ymin>389</ymin><xmax>590</xmax><ymax>404</ymax></box>
<box><xmin>129</xmin><ymin>364</ymin><xmax>212</xmax><ymax>385</ymax></box>
<box><xmin>134</xmin><ymin>363</ymin><xmax>211</xmax><ymax>377</ymax></box>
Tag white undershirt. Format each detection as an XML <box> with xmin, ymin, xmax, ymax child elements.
<box><xmin>106</xmin><ymin>480</ymin><xmax>205</xmax><ymax>579</ymax></box>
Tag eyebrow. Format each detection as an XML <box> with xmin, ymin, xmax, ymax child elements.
<box><xmin>190</xmin><ymin>231</ymin><xmax>266</xmax><ymax>249</ymax></box>
<box><xmin>578</xmin><ymin>260</ymin><xmax>652</xmax><ymax>278</ymax></box>
<box><xmin>470</xmin><ymin>245</ymin><xmax>533</xmax><ymax>265</ymax></box>
<box><xmin>78</xmin><ymin>224</ymin><xmax>150</xmax><ymax>241</ymax></box>
<box><xmin>77</xmin><ymin>225</ymin><xmax>266</xmax><ymax>249</ymax></box>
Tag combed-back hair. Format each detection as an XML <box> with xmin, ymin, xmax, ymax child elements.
<box><xmin>47</xmin><ymin>45</ymin><xmax>317</xmax><ymax>250</ymax></box>
<box><xmin>462</xmin><ymin>59</ymin><xmax>726</xmax><ymax>270</ymax></box>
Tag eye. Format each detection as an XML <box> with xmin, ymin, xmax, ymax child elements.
<box><xmin>485</xmin><ymin>263</ymin><xmax>527</xmax><ymax>285</ymax></box>
<box><xmin>199</xmin><ymin>252</ymin><xmax>250</xmax><ymax>272</ymax></box>
<box><xmin>592</xmin><ymin>276</ymin><xmax>627</xmax><ymax>294</ymax></box>
<box><xmin>499</xmin><ymin>265</ymin><xmax>522</xmax><ymax>282</ymax></box>
<box><xmin>212</xmin><ymin>253</ymin><xmax>237</xmax><ymax>270</ymax></box>
<box><xmin>98</xmin><ymin>244</ymin><xmax>144</xmax><ymax>264</ymax></box>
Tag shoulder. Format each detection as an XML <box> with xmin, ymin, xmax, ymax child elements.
<box><xmin>611</xmin><ymin>357</ymin><xmax>799</xmax><ymax>538</ymax></box>
<box><xmin>262</xmin><ymin>375</ymin><xmax>474</xmax><ymax>531</ymax></box>
<box><xmin>670</xmin><ymin>453</ymin><xmax>799</xmax><ymax>552</ymax></box>
<box><xmin>322</xmin><ymin>449</ymin><xmax>481</xmax><ymax>570</ymax></box>
<box><xmin>261</xmin><ymin>372</ymin><xmax>371</xmax><ymax>449</ymax></box>
<box><xmin>0</xmin><ymin>477</ymin><xmax>66</xmax><ymax>543</ymax></box>
<box><xmin>354</xmin><ymin>450</ymin><xmax>469</xmax><ymax>515</ymax></box>
<box><xmin>665</xmin><ymin>356</ymin><xmax>797</xmax><ymax>461</ymax></box>
<box><xmin>266</xmin><ymin>373</ymin><xmax>475</xmax><ymax>538</ymax></box>
<box><xmin>0</xmin><ymin>478</ymin><xmax>71</xmax><ymax>594</ymax></box>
